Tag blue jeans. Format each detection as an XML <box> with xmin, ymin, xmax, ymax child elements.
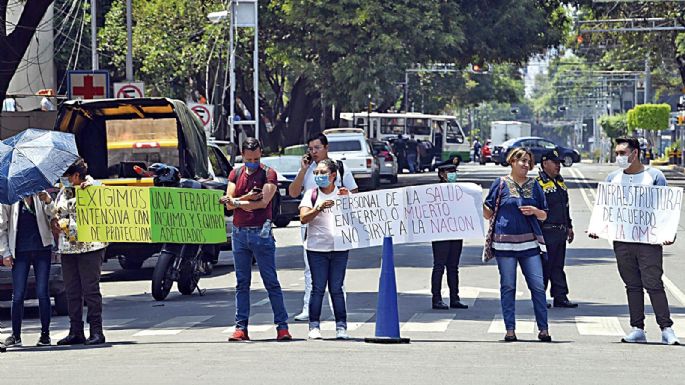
<box><xmin>232</xmin><ymin>227</ymin><xmax>288</xmax><ymax>331</ymax></box>
<box><xmin>307</xmin><ymin>250</ymin><xmax>348</xmax><ymax>329</ymax></box>
<box><xmin>12</xmin><ymin>250</ymin><xmax>52</xmax><ymax>336</ymax></box>
<box><xmin>407</xmin><ymin>153</ymin><xmax>417</xmax><ymax>173</ymax></box>
<box><xmin>496</xmin><ymin>255</ymin><xmax>548</xmax><ymax>331</ymax></box>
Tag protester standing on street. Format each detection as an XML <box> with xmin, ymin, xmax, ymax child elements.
<box><xmin>0</xmin><ymin>192</ymin><xmax>55</xmax><ymax>347</ymax></box>
<box><xmin>393</xmin><ymin>134</ymin><xmax>407</xmax><ymax>173</ymax></box>
<box><xmin>54</xmin><ymin>158</ymin><xmax>108</xmax><ymax>346</ymax></box>
<box><xmin>431</xmin><ymin>160</ymin><xmax>468</xmax><ymax>310</ymax></box>
<box><xmin>221</xmin><ymin>138</ymin><xmax>291</xmax><ymax>341</ymax></box>
<box><xmin>483</xmin><ymin>148</ymin><xmax>551</xmax><ymax>342</ymax></box>
<box><xmin>536</xmin><ymin>150</ymin><xmax>577</xmax><ymax>309</ymax></box>
<box><xmin>406</xmin><ymin>135</ymin><xmax>419</xmax><ymax>173</ymax></box>
<box><xmin>299</xmin><ymin>159</ymin><xmax>351</xmax><ymax>340</ymax></box>
<box><xmin>472</xmin><ymin>138</ymin><xmax>481</xmax><ymax>163</ymax></box>
<box><xmin>590</xmin><ymin>137</ymin><xmax>680</xmax><ymax>345</ymax></box>
<box><xmin>288</xmin><ymin>133</ymin><xmax>357</xmax><ymax>322</ymax></box>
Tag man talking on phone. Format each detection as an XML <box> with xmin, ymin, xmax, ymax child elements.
<box><xmin>220</xmin><ymin>138</ymin><xmax>291</xmax><ymax>341</ymax></box>
<box><xmin>288</xmin><ymin>133</ymin><xmax>358</xmax><ymax>321</ymax></box>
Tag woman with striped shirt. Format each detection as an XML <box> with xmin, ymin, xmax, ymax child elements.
<box><xmin>483</xmin><ymin>148</ymin><xmax>551</xmax><ymax>342</ymax></box>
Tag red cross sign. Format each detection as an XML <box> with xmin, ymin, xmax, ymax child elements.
<box><xmin>68</xmin><ymin>70</ymin><xmax>109</xmax><ymax>100</ymax></box>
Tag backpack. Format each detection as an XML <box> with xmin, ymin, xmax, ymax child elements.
<box><xmin>234</xmin><ymin>164</ymin><xmax>281</xmax><ymax>220</ymax></box>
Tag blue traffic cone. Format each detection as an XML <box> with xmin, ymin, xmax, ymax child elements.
<box><xmin>365</xmin><ymin>237</ymin><xmax>410</xmax><ymax>344</ymax></box>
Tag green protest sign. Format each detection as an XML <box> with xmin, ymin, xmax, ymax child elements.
<box><xmin>76</xmin><ymin>186</ymin><xmax>226</xmax><ymax>244</ymax></box>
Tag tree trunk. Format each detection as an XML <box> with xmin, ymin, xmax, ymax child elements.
<box><xmin>0</xmin><ymin>0</ymin><xmax>54</xmax><ymax>101</ymax></box>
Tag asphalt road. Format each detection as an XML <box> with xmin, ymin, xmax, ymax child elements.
<box><xmin>2</xmin><ymin>162</ymin><xmax>685</xmax><ymax>385</ymax></box>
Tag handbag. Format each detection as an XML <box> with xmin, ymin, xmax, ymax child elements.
<box><xmin>482</xmin><ymin>177</ymin><xmax>504</xmax><ymax>263</ymax></box>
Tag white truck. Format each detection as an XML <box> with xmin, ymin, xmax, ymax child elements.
<box><xmin>490</xmin><ymin>121</ymin><xmax>531</xmax><ymax>146</ymax></box>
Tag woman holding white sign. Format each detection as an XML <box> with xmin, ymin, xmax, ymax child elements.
<box><xmin>483</xmin><ymin>148</ymin><xmax>551</xmax><ymax>342</ymax></box>
<box><xmin>299</xmin><ymin>159</ymin><xmax>351</xmax><ymax>340</ymax></box>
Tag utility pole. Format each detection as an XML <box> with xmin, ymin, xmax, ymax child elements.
<box><xmin>644</xmin><ymin>54</ymin><xmax>651</xmax><ymax>104</ymax></box>
<box><xmin>91</xmin><ymin>0</ymin><xmax>98</xmax><ymax>70</ymax></box>
<box><xmin>125</xmin><ymin>0</ymin><xmax>133</xmax><ymax>81</ymax></box>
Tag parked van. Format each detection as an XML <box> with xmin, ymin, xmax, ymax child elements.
<box><xmin>54</xmin><ymin>98</ymin><xmax>232</xmax><ymax>270</ymax></box>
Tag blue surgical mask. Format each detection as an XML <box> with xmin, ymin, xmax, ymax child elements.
<box><xmin>60</xmin><ymin>177</ymin><xmax>72</xmax><ymax>188</ymax></box>
<box><xmin>446</xmin><ymin>172</ymin><xmax>457</xmax><ymax>183</ymax></box>
<box><xmin>314</xmin><ymin>175</ymin><xmax>331</xmax><ymax>188</ymax></box>
<box><xmin>245</xmin><ymin>162</ymin><xmax>260</xmax><ymax>170</ymax></box>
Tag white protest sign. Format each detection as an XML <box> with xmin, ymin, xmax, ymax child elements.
<box><xmin>587</xmin><ymin>182</ymin><xmax>683</xmax><ymax>244</ymax></box>
<box><xmin>331</xmin><ymin>183</ymin><xmax>485</xmax><ymax>250</ymax></box>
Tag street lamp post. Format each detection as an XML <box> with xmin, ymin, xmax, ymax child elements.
<box><xmin>208</xmin><ymin>0</ymin><xmax>259</xmax><ymax>143</ymax></box>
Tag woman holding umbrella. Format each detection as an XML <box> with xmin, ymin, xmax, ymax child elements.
<box><xmin>53</xmin><ymin>158</ymin><xmax>108</xmax><ymax>346</ymax></box>
<box><xmin>0</xmin><ymin>191</ymin><xmax>55</xmax><ymax>347</ymax></box>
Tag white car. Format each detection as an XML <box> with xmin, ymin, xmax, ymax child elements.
<box><xmin>323</xmin><ymin>128</ymin><xmax>381</xmax><ymax>191</ymax></box>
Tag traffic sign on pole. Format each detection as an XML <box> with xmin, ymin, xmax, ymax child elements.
<box><xmin>188</xmin><ymin>103</ymin><xmax>214</xmax><ymax>133</ymax></box>
<box><xmin>67</xmin><ymin>70</ymin><xmax>110</xmax><ymax>100</ymax></box>
<box><xmin>114</xmin><ymin>82</ymin><xmax>145</xmax><ymax>98</ymax></box>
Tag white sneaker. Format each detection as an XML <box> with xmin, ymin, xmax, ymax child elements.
<box><xmin>308</xmin><ymin>328</ymin><xmax>322</xmax><ymax>340</ymax></box>
<box><xmin>661</xmin><ymin>327</ymin><xmax>680</xmax><ymax>345</ymax></box>
<box><xmin>294</xmin><ymin>312</ymin><xmax>309</xmax><ymax>322</ymax></box>
<box><xmin>621</xmin><ymin>327</ymin><xmax>647</xmax><ymax>343</ymax></box>
<box><xmin>335</xmin><ymin>328</ymin><xmax>350</xmax><ymax>340</ymax></box>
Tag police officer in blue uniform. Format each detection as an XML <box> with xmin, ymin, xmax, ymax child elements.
<box><xmin>536</xmin><ymin>150</ymin><xmax>577</xmax><ymax>308</ymax></box>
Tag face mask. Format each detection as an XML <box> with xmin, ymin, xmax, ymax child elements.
<box><xmin>60</xmin><ymin>177</ymin><xmax>72</xmax><ymax>188</ymax></box>
<box><xmin>446</xmin><ymin>172</ymin><xmax>457</xmax><ymax>183</ymax></box>
<box><xmin>616</xmin><ymin>154</ymin><xmax>630</xmax><ymax>169</ymax></box>
<box><xmin>245</xmin><ymin>162</ymin><xmax>260</xmax><ymax>170</ymax></box>
<box><xmin>314</xmin><ymin>174</ymin><xmax>331</xmax><ymax>188</ymax></box>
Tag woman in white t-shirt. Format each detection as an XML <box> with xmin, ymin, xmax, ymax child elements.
<box><xmin>299</xmin><ymin>159</ymin><xmax>350</xmax><ymax>340</ymax></box>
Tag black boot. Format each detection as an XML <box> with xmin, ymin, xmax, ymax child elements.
<box><xmin>450</xmin><ymin>297</ymin><xmax>468</xmax><ymax>309</ymax></box>
<box><xmin>57</xmin><ymin>322</ymin><xmax>86</xmax><ymax>346</ymax></box>
<box><xmin>85</xmin><ymin>324</ymin><xmax>106</xmax><ymax>346</ymax></box>
<box><xmin>432</xmin><ymin>299</ymin><xmax>449</xmax><ymax>310</ymax></box>
<box><xmin>85</xmin><ymin>332</ymin><xmax>106</xmax><ymax>346</ymax></box>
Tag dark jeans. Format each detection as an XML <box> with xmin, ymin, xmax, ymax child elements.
<box><xmin>12</xmin><ymin>250</ymin><xmax>52</xmax><ymax>336</ymax></box>
<box><xmin>431</xmin><ymin>240</ymin><xmax>462</xmax><ymax>303</ymax></box>
<box><xmin>61</xmin><ymin>249</ymin><xmax>105</xmax><ymax>333</ymax></box>
<box><xmin>307</xmin><ymin>250</ymin><xmax>348</xmax><ymax>329</ymax></box>
<box><xmin>542</xmin><ymin>228</ymin><xmax>569</xmax><ymax>299</ymax></box>
<box><xmin>496</xmin><ymin>255</ymin><xmax>548</xmax><ymax>331</ymax></box>
<box><xmin>613</xmin><ymin>241</ymin><xmax>673</xmax><ymax>329</ymax></box>
<box><xmin>232</xmin><ymin>227</ymin><xmax>289</xmax><ymax>331</ymax></box>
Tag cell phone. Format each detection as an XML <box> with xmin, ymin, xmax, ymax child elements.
<box><xmin>303</xmin><ymin>153</ymin><xmax>312</xmax><ymax>163</ymax></box>
<box><xmin>251</xmin><ymin>187</ymin><xmax>262</xmax><ymax>193</ymax></box>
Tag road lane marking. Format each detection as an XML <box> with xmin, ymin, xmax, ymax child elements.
<box><xmin>487</xmin><ymin>315</ymin><xmax>535</xmax><ymax>334</ymax></box>
<box><xmin>670</xmin><ymin>315</ymin><xmax>685</xmax><ymax>337</ymax></box>
<box><xmin>663</xmin><ymin>275</ymin><xmax>685</xmax><ymax>307</ymax></box>
<box><xmin>222</xmin><ymin>313</ymin><xmax>277</xmax><ymax>333</ymax></box>
<box><xmin>567</xmin><ymin>167</ymin><xmax>595</xmax><ymax>211</ymax></box>
<box><xmin>134</xmin><ymin>315</ymin><xmax>212</xmax><ymax>336</ymax></box>
<box><xmin>321</xmin><ymin>312</ymin><xmax>374</xmax><ymax>331</ymax></box>
<box><xmin>575</xmin><ymin>316</ymin><xmax>625</xmax><ymax>336</ymax></box>
<box><xmin>253</xmin><ymin>297</ymin><xmax>270</xmax><ymax>306</ymax></box>
<box><xmin>401</xmin><ymin>312</ymin><xmax>455</xmax><ymax>332</ymax></box>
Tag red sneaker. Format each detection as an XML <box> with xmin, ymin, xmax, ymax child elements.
<box><xmin>276</xmin><ymin>329</ymin><xmax>292</xmax><ymax>341</ymax></box>
<box><xmin>228</xmin><ymin>329</ymin><xmax>249</xmax><ymax>341</ymax></box>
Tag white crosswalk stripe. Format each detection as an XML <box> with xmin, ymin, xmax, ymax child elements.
<box><xmin>401</xmin><ymin>312</ymin><xmax>455</xmax><ymax>332</ymax></box>
<box><xmin>321</xmin><ymin>312</ymin><xmax>374</xmax><ymax>331</ymax></box>
<box><xmin>134</xmin><ymin>316</ymin><xmax>212</xmax><ymax>336</ymax></box>
<box><xmin>487</xmin><ymin>315</ymin><xmax>535</xmax><ymax>334</ymax></box>
<box><xmin>575</xmin><ymin>316</ymin><xmax>625</xmax><ymax>336</ymax></box>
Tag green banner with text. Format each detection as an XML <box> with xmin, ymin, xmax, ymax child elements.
<box><xmin>76</xmin><ymin>186</ymin><xmax>226</xmax><ymax>244</ymax></box>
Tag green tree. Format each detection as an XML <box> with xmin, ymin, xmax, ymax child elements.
<box><xmin>599</xmin><ymin>113</ymin><xmax>627</xmax><ymax>139</ymax></box>
<box><xmin>627</xmin><ymin>104</ymin><xmax>671</xmax><ymax>131</ymax></box>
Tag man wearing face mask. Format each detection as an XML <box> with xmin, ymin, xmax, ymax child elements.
<box><xmin>536</xmin><ymin>150</ymin><xmax>577</xmax><ymax>309</ymax></box>
<box><xmin>288</xmin><ymin>133</ymin><xmax>358</xmax><ymax>322</ymax></box>
<box><xmin>590</xmin><ymin>137</ymin><xmax>679</xmax><ymax>345</ymax></box>
<box><xmin>220</xmin><ymin>138</ymin><xmax>291</xmax><ymax>341</ymax></box>
<box><xmin>430</xmin><ymin>161</ymin><xmax>468</xmax><ymax>310</ymax></box>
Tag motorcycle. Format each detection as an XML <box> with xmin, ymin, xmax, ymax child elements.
<box><xmin>135</xmin><ymin>163</ymin><xmax>217</xmax><ymax>301</ymax></box>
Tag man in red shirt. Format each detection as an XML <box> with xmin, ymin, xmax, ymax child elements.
<box><xmin>220</xmin><ymin>138</ymin><xmax>291</xmax><ymax>341</ymax></box>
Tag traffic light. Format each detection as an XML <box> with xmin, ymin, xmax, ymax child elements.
<box><xmin>469</xmin><ymin>62</ymin><xmax>490</xmax><ymax>74</ymax></box>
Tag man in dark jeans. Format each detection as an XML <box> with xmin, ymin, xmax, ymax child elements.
<box><xmin>220</xmin><ymin>138</ymin><xmax>291</xmax><ymax>342</ymax></box>
<box><xmin>590</xmin><ymin>137</ymin><xmax>679</xmax><ymax>345</ymax></box>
